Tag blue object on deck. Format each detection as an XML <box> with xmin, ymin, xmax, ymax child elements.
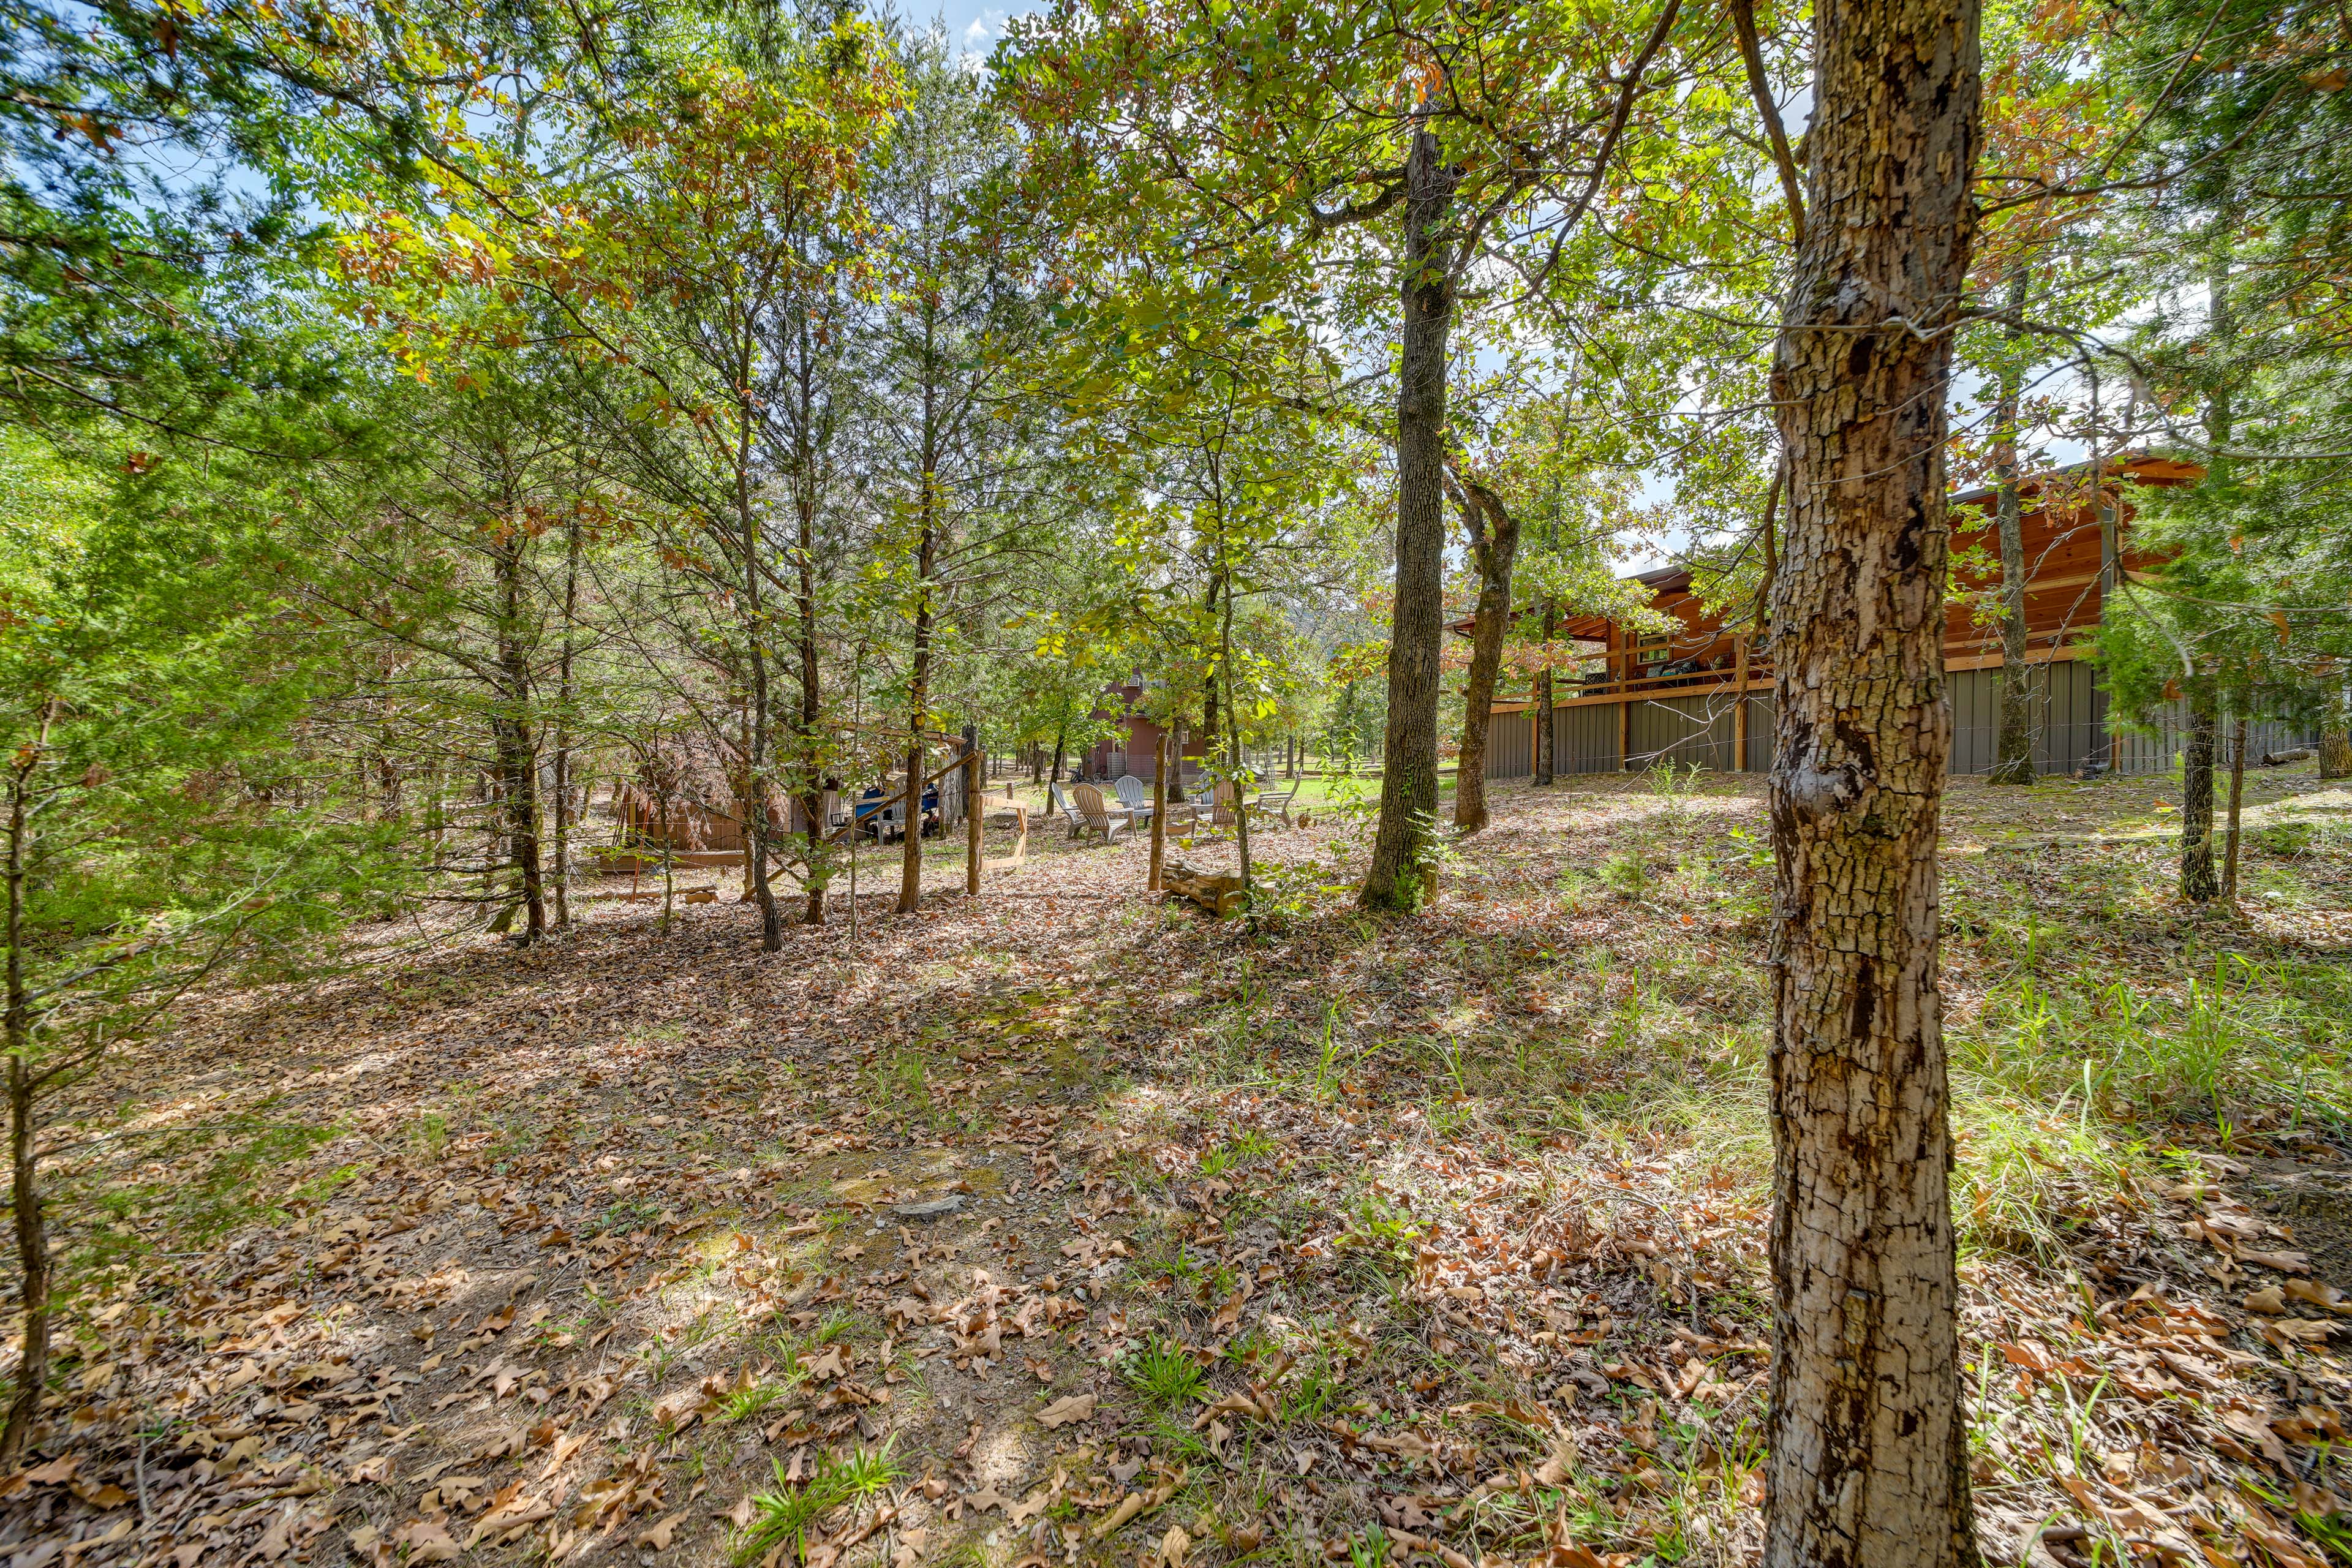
<box><xmin>853</xmin><ymin>786</ymin><xmax>940</xmax><ymax>834</ymax></box>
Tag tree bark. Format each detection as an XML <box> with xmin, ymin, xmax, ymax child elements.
<box><xmin>899</xmin><ymin>481</ymin><xmax>939</xmax><ymax>917</ymax></box>
<box><xmin>1223</xmin><ymin>581</ymin><xmax>1254</xmax><ymax>908</ymax></box>
<box><xmin>1149</xmin><ymin>733</ymin><xmax>1168</xmax><ymax>891</ymax></box>
<box><xmin>1989</xmin><ymin>268</ymin><xmax>2035</xmax><ymax>785</ymax></box>
<box><xmin>1362</xmin><ymin>115</ymin><xmax>1457</xmax><ymax>910</ymax></box>
<box><xmin>1533</xmin><ymin>603</ymin><xmax>1557</xmax><ymax>786</ymax></box>
<box><xmin>1200</xmin><ymin>574</ymin><xmax>1224</xmax><ymax>774</ymax></box>
<box><xmin>2181</xmin><ymin>166</ymin><xmax>2234</xmax><ymax>905</ymax></box>
<box><xmin>1452</xmin><ymin>482</ymin><xmax>1521</xmax><ymax>832</ymax></box>
<box><xmin>1763</xmin><ymin>0</ymin><xmax>1981</xmax><ymax>1556</ymax></box>
<box><xmin>964</xmin><ymin>733</ymin><xmax>982</xmax><ymax>897</ymax></box>
<box><xmin>790</xmin><ymin>304</ymin><xmax>831</xmax><ymax>929</ymax></box>
<box><xmin>2222</xmin><ymin>712</ymin><xmax>2247</xmax><ymax>903</ymax></box>
<box><xmin>2322</xmin><ymin>715</ymin><xmax>2352</xmax><ymax>779</ymax></box>
<box><xmin>491</xmin><ymin>527</ymin><xmax>545</xmax><ymax>941</ymax></box>
<box><xmin>2181</xmin><ymin>692</ymin><xmax>2220</xmax><ymax>902</ymax></box>
<box><xmin>734</xmin><ymin>393</ymin><xmax>785</xmax><ymax>952</ymax></box>
<box><xmin>2</xmin><ymin>1052</ymin><xmax>42</xmax><ymax>1469</ymax></box>
<box><xmin>2</xmin><ymin>736</ymin><xmax>46</xmax><ymax>1467</ymax></box>
<box><xmin>550</xmin><ymin>511</ymin><xmax>581</xmax><ymax>927</ymax></box>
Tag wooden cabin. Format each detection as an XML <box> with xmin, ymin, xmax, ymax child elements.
<box><xmin>1476</xmin><ymin>455</ymin><xmax>2308</xmax><ymax>780</ymax></box>
<box><xmin>1076</xmin><ymin>680</ymin><xmax>1214</xmax><ymax>783</ymax></box>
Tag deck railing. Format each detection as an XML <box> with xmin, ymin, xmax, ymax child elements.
<box><xmin>1559</xmin><ymin>657</ymin><xmax>1774</xmax><ymax>703</ymax></box>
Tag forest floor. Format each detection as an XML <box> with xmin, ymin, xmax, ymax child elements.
<box><xmin>9</xmin><ymin>763</ymin><xmax>2352</xmax><ymax>1568</ymax></box>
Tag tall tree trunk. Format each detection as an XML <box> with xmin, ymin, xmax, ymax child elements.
<box><xmin>2181</xmin><ymin>692</ymin><xmax>2220</xmax><ymax>902</ymax></box>
<box><xmin>2222</xmin><ymin>711</ymin><xmax>2247</xmax><ymax>903</ymax></box>
<box><xmin>794</xmin><ymin>514</ymin><xmax>823</xmax><ymax>926</ymax></box>
<box><xmin>2</xmin><ymin>734</ymin><xmax>46</xmax><ymax>1467</ymax></box>
<box><xmin>1201</xmin><ymin>575</ymin><xmax>1224</xmax><ymax>771</ymax></box>
<box><xmin>899</xmin><ymin>460</ymin><xmax>940</xmax><ymax>918</ymax></box>
<box><xmin>2179</xmin><ymin>171</ymin><xmax>2234</xmax><ymax>903</ymax></box>
<box><xmin>782</xmin><ymin>277</ymin><xmax>834</xmax><ymax>929</ymax></box>
<box><xmin>734</xmin><ymin>382</ymin><xmax>784</xmax><ymax>952</ymax></box>
<box><xmin>1148</xmin><ymin>733</ymin><xmax>1168</xmax><ymax>890</ymax></box>
<box><xmin>1223</xmin><ymin>581</ymin><xmax>1254</xmax><ymax>907</ymax></box>
<box><xmin>2</xmin><ymin>1052</ymin><xmax>42</xmax><ymax>1471</ymax></box>
<box><xmin>2322</xmin><ymin>685</ymin><xmax>2351</xmax><ymax>778</ymax></box>
<box><xmin>550</xmin><ymin>511</ymin><xmax>580</xmax><ymax>927</ymax></box>
<box><xmin>1533</xmin><ymin>602</ymin><xmax>1557</xmax><ymax>786</ymax></box>
<box><xmin>492</xmin><ymin>530</ymin><xmax>545</xmax><ymax>940</ymax></box>
<box><xmin>794</xmin><ymin>477</ymin><xmax>827</xmax><ymax>928</ymax></box>
<box><xmin>1763</xmin><ymin>0</ymin><xmax>1981</xmax><ymax>1555</ymax></box>
<box><xmin>1362</xmin><ymin>115</ymin><xmax>1458</xmax><ymax>910</ymax></box>
<box><xmin>741</xmin><ymin>605</ymin><xmax>782</xmax><ymax>951</ymax></box>
<box><xmin>1989</xmin><ymin>267</ymin><xmax>2035</xmax><ymax>785</ymax></box>
<box><xmin>1452</xmin><ymin>483</ymin><xmax>1521</xmax><ymax>831</ymax></box>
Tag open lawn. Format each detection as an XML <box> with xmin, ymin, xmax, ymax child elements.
<box><xmin>9</xmin><ymin>764</ymin><xmax>2352</xmax><ymax>1568</ymax></box>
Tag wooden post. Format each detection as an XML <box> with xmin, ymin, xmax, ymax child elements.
<box><xmin>965</xmin><ymin>742</ymin><xmax>982</xmax><ymax>897</ymax></box>
<box><xmin>1148</xmin><ymin>733</ymin><xmax>1169</xmax><ymax>891</ymax></box>
<box><xmin>1613</xmin><ymin>624</ymin><xmax>1632</xmax><ymax>771</ymax></box>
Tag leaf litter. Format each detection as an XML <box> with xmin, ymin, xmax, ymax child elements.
<box><xmin>2</xmin><ymin>767</ymin><xmax>2350</xmax><ymax>1568</ymax></box>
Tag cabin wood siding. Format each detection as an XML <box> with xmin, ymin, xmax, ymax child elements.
<box><xmin>2108</xmin><ymin>701</ymin><xmax>2312</xmax><ymax>778</ymax></box>
<box><xmin>1628</xmin><ymin>695</ymin><xmax>1740</xmax><ymax>772</ymax></box>
<box><xmin>1554</xmin><ymin>703</ymin><xmax>1621</xmax><ymax>775</ymax></box>
<box><xmin>1482</xmin><ymin>712</ymin><xmax>1534</xmax><ymax>780</ymax></box>
<box><xmin>1944</xmin><ymin>662</ymin><xmax>2108</xmax><ymax>777</ymax></box>
<box><xmin>1477</xmin><ymin>677</ymin><xmax>2312</xmax><ymax>782</ymax></box>
<box><xmin>1468</xmin><ymin>461</ymin><xmax>2324</xmax><ymax>786</ymax></box>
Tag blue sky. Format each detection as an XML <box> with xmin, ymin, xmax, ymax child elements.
<box><xmin>906</xmin><ymin>1</ymin><xmax>1041</xmax><ymax>62</ymax></box>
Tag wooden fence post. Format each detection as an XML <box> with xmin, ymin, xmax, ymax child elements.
<box><xmin>1148</xmin><ymin>733</ymin><xmax>1169</xmax><ymax>892</ymax></box>
<box><xmin>965</xmin><ymin>741</ymin><xmax>982</xmax><ymax>897</ymax></box>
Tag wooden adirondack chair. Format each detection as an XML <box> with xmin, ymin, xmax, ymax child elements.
<box><xmin>1210</xmin><ymin>778</ymin><xmax>1238</xmax><ymax>830</ymax></box>
<box><xmin>1251</xmin><ymin>781</ymin><xmax>1301</xmax><ymax>827</ymax></box>
<box><xmin>1071</xmin><ymin>783</ymin><xmax>1131</xmax><ymax>842</ymax></box>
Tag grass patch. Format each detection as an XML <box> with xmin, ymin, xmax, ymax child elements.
<box><xmin>734</xmin><ymin>1441</ymin><xmax>902</xmax><ymax>1566</ymax></box>
<box><xmin>1123</xmin><ymin>1338</ymin><xmax>1206</xmax><ymax>1409</ymax></box>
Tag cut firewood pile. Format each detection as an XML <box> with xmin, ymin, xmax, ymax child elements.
<box><xmin>4</xmin><ymin>769</ymin><xmax>2350</xmax><ymax>1568</ymax></box>
<box><xmin>1162</xmin><ymin>861</ymin><xmax>1247</xmax><ymax>918</ymax></box>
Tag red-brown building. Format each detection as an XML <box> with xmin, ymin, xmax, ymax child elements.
<box><xmin>1074</xmin><ymin>681</ymin><xmax>1212</xmax><ymax>783</ymax></box>
<box><xmin>1477</xmin><ymin>455</ymin><xmax>2306</xmax><ymax>778</ymax></box>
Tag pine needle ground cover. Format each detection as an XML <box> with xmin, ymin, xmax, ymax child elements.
<box><xmin>6</xmin><ymin>766</ymin><xmax>2350</xmax><ymax>1568</ymax></box>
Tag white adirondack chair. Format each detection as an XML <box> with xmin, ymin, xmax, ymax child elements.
<box><xmin>1071</xmin><ymin>783</ymin><xmax>1131</xmax><ymax>842</ymax></box>
<box><xmin>1047</xmin><ymin>781</ymin><xmax>1086</xmax><ymax>838</ymax></box>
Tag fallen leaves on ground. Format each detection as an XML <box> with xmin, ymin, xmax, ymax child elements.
<box><xmin>3</xmin><ymin>770</ymin><xmax>2350</xmax><ymax>1568</ymax></box>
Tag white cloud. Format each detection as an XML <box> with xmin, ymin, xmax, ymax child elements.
<box><xmin>962</xmin><ymin>8</ymin><xmax>1008</xmax><ymax>48</ymax></box>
